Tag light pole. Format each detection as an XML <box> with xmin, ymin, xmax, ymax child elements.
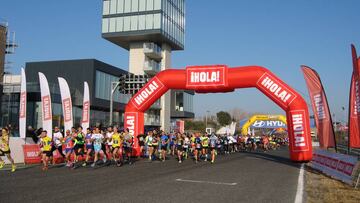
<box><xmin>205</xmin><ymin>110</ymin><xmax>210</xmax><ymax>129</ymax></box>
<box><xmin>109</xmin><ymin>81</ymin><xmax>120</xmax><ymax>126</ymax></box>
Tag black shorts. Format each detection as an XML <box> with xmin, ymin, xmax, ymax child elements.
<box><xmin>161</xmin><ymin>146</ymin><xmax>167</xmax><ymax>151</ymax></box>
<box><xmin>0</xmin><ymin>149</ymin><xmax>10</xmax><ymax>156</ymax></box>
<box><xmin>74</xmin><ymin>144</ymin><xmax>84</xmax><ymax>151</ymax></box>
<box><xmin>42</xmin><ymin>151</ymin><xmax>52</xmax><ymax>157</ymax></box>
<box><xmin>195</xmin><ymin>147</ymin><xmax>202</xmax><ymax>150</ymax></box>
<box><xmin>209</xmin><ymin>147</ymin><xmax>216</xmax><ymax>151</ymax></box>
<box><xmin>112</xmin><ymin>146</ymin><xmax>120</xmax><ymax>152</ymax></box>
<box><xmin>202</xmin><ymin>146</ymin><xmax>208</xmax><ymax>149</ymax></box>
<box><xmin>177</xmin><ymin>145</ymin><xmax>183</xmax><ymax>151</ymax></box>
<box><xmin>74</xmin><ymin>144</ymin><xmax>84</xmax><ymax>155</ymax></box>
<box><xmin>124</xmin><ymin>146</ymin><xmax>132</xmax><ymax>152</ymax></box>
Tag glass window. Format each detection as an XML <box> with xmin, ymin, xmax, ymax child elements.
<box><xmin>146</xmin><ymin>14</ymin><xmax>153</xmax><ymax>30</ymax></box>
<box><xmin>102</xmin><ymin>18</ymin><xmax>109</xmax><ymax>33</ymax></box>
<box><xmin>109</xmin><ymin>18</ymin><xmax>116</xmax><ymax>32</ymax></box>
<box><xmin>139</xmin><ymin>0</ymin><xmax>146</xmax><ymax>11</ymax></box>
<box><xmin>116</xmin><ymin>17</ymin><xmax>123</xmax><ymax>32</ymax></box>
<box><xmin>110</xmin><ymin>0</ymin><xmax>117</xmax><ymax>14</ymax></box>
<box><xmin>131</xmin><ymin>15</ymin><xmax>138</xmax><ymax>31</ymax></box>
<box><xmin>124</xmin><ymin>0</ymin><xmax>131</xmax><ymax>13</ymax></box>
<box><xmin>153</xmin><ymin>13</ymin><xmax>161</xmax><ymax>29</ymax></box>
<box><xmin>103</xmin><ymin>0</ymin><xmax>110</xmax><ymax>15</ymax></box>
<box><xmin>131</xmin><ymin>0</ymin><xmax>139</xmax><ymax>12</ymax></box>
<box><xmin>154</xmin><ymin>0</ymin><xmax>161</xmax><ymax>10</ymax></box>
<box><xmin>123</xmin><ymin>16</ymin><xmax>131</xmax><ymax>31</ymax></box>
<box><xmin>175</xmin><ymin>92</ymin><xmax>183</xmax><ymax>111</ymax></box>
<box><xmin>146</xmin><ymin>0</ymin><xmax>154</xmax><ymax>11</ymax></box>
<box><xmin>138</xmin><ymin>15</ymin><xmax>146</xmax><ymax>30</ymax></box>
<box><xmin>117</xmin><ymin>0</ymin><xmax>124</xmax><ymax>13</ymax></box>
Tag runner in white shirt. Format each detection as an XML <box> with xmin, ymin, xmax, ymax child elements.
<box><xmin>105</xmin><ymin>126</ymin><xmax>113</xmax><ymax>161</ymax></box>
<box><xmin>91</xmin><ymin>127</ymin><xmax>106</xmax><ymax>167</ymax></box>
<box><xmin>183</xmin><ymin>135</ymin><xmax>190</xmax><ymax>159</ymax></box>
<box><xmin>51</xmin><ymin>126</ymin><xmax>65</xmax><ymax>164</ymax></box>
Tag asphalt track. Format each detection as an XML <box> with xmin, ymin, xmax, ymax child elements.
<box><xmin>0</xmin><ymin>147</ymin><xmax>302</xmax><ymax>203</ymax></box>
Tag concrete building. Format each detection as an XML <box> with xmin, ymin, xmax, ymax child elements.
<box><xmin>101</xmin><ymin>0</ymin><xmax>192</xmax><ymax>132</ymax></box>
<box><xmin>0</xmin><ymin>59</ymin><xmax>136</xmax><ymax>134</ymax></box>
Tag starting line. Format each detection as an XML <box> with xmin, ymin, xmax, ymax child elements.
<box><xmin>175</xmin><ymin>178</ymin><xmax>237</xmax><ymax>186</ymax></box>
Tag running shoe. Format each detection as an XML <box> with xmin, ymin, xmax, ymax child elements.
<box><xmin>91</xmin><ymin>163</ymin><xmax>95</xmax><ymax>168</ymax></box>
<box><xmin>211</xmin><ymin>160</ymin><xmax>214</xmax><ymax>164</ymax></box>
<box><xmin>82</xmin><ymin>162</ymin><xmax>87</xmax><ymax>167</ymax></box>
<box><xmin>0</xmin><ymin>161</ymin><xmax>4</xmax><ymax>169</ymax></box>
<box><xmin>179</xmin><ymin>160</ymin><xmax>182</xmax><ymax>163</ymax></box>
<box><xmin>11</xmin><ymin>164</ymin><xmax>16</xmax><ymax>172</ymax></box>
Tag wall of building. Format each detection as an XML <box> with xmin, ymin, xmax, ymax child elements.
<box><xmin>0</xmin><ymin>25</ymin><xmax>6</xmax><ymax>83</ymax></box>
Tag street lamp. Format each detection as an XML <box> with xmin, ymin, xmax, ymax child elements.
<box><xmin>109</xmin><ymin>81</ymin><xmax>120</xmax><ymax>126</ymax></box>
<box><xmin>205</xmin><ymin>110</ymin><xmax>210</xmax><ymax>128</ymax></box>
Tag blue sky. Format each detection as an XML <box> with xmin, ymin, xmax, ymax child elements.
<box><xmin>1</xmin><ymin>0</ymin><xmax>359</xmax><ymax>121</ymax></box>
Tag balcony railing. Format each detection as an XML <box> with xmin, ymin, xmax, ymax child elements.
<box><xmin>144</xmin><ymin>59</ymin><xmax>161</xmax><ymax>75</ymax></box>
<box><xmin>143</xmin><ymin>42</ymin><xmax>162</xmax><ymax>61</ymax></box>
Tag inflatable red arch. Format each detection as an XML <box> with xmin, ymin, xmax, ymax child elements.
<box><xmin>124</xmin><ymin>65</ymin><xmax>312</xmax><ymax>162</ymax></box>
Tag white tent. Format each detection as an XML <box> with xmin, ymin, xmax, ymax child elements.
<box><xmin>216</xmin><ymin>122</ymin><xmax>237</xmax><ymax>135</ymax></box>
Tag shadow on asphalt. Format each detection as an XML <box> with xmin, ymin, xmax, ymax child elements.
<box><xmin>241</xmin><ymin>151</ymin><xmax>302</xmax><ymax>169</ymax></box>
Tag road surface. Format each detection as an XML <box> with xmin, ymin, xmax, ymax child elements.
<box><xmin>0</xmin><ymin>147</ymin><xmax>302</xmax><ymax>203</ymax></box>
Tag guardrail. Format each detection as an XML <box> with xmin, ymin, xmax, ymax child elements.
<box><xmin>337</xmin><ymin>144</ymin><xmax>360</xmax><ymax>159</ymax></box>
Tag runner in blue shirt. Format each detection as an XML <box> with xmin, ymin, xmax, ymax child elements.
<box><xmin>209</xmin><ymin>133</ymin><xmax>218</xmax><ymax>163</ymax></box>
<box><xmin>194</xmin><ymin>133</ymin><xmax>202</xmax><ymax>163</ymax></box>
<box><xmin>160</xmin><ymin>132</ymin><xmax>169</xmax><ymax>162</ymax></box>
<box><xmin>169</xmin><ymin>133</ymin><xmax>176</xmax><ymax>156</ymax></box>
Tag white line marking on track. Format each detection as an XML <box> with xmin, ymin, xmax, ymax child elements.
<box><xmin>175</xmin><ymin>179</ymin><xmax>237</xmax><ymax>186</ymax></box>
<box><xmin>294</xmin><ymin>164</ymin><xmax>305</xmax><ymax>203</ymax></box>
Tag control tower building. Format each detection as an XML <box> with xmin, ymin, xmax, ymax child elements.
<box><xmin>102</xmin><ymin>0</ymin><xmax>190</xmax><ymax>131</ymax></box>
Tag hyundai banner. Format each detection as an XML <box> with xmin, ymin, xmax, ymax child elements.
<box><xmin>251</xmin><ymin>120</ymin><xmax>286</xmax><ymax>128</ymax></box>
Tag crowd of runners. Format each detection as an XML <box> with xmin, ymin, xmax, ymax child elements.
<box><xmin>0</xmin><ymin>124</ymin><xmax>289</xmax><ymax>172</ymax></box>
<box><xmin>32</xmin><ymin>125</ymin><xmax>289</xmax><ymax>171</ymax></box>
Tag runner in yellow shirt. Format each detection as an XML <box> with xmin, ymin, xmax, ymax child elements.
<box><xmin>39</xmin><ymin>130</ymin><xmax>52</xmax><ymax>171</ymax></box>
<box><xmin>111</xmin><ymin>127</ymin><xmax>122</xmax><ymax>167</ymax></box>
<box><xmin>0</xmin><ymin>128</ymin><xmax>16</xmax><ymax>172</ymax></box>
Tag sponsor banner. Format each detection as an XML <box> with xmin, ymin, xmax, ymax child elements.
<box><xmin>349</xmin><ymin>45</ymin><xmax>360</xmax><ymax>148</ymax></box>
<box><xmin>58</xmin><ymin>77</ymin><xmax>73</xmax><ymax>133</ymax></box>
<box><xmin>349</xmin><ymin>74</ymin><xmax>360</xmax><ymax>147</ymax></box>
<box><xmin>257</xmin><ymin>72</ymin><xmax>297</xmax><ymax>109</ymax></box>
<box><xmin>289</xmin><ymin>110</ymin><xmax>310</xmax><ymax>152</ymax></box>
<box><xmin>62</xmin><ymin>98</ymin><xmax>72</xmax><ymax>122</ymax></box>
<box><xmin>124</xmin><ymin>112</ymin><xmax>139</xmax><ymax>149</ymax></box>
<box><xmin>19</xmin><ymin>68</ymin><xmax>27</xmax><ymax>138</ymax></box>
<box><xmin>301</xmin><ymin>66</ymin><xmax>335</xmax><ymax>148</ymax></box>
<box><xmin>22</xmin><ymin>144</ymin><xmax>41</xmax><ymax>164</ymax></box>
<box><xmin>310</xmin><ymin>149</ymin><xmax>359</xmax><ymax>185</ymax></box>
<box><xmin>251</xmin><ymin>120</ymin><xmax>286</xmax><ymax>128</ymax></box>
<box><xmin>39</xmin><ymin>72</ymin><xmax>52</xmax><ymax>138</ymax></box>
<box><xmin>174</xmin><ymin>120</ymin><xmax>185</xmax><ymax>133</ymax></box>
<box><xmin>81</xmin><ymin>82</ymin><xmax>90</xmax><ymax>134</ymax></box>
<box><xmin>186</xmin><ymin>65</ymin><xmax>227</xmax><ymax>87</ymax></box>
<box><xmin>131</xmin><ymin>77</ymin><xmax>165</xmax><ymax>110</ymax></box>
<box><xmin>42</xmin><ymin>95</ymin><xmax>52</xmax><ymax>121</ymax></box>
